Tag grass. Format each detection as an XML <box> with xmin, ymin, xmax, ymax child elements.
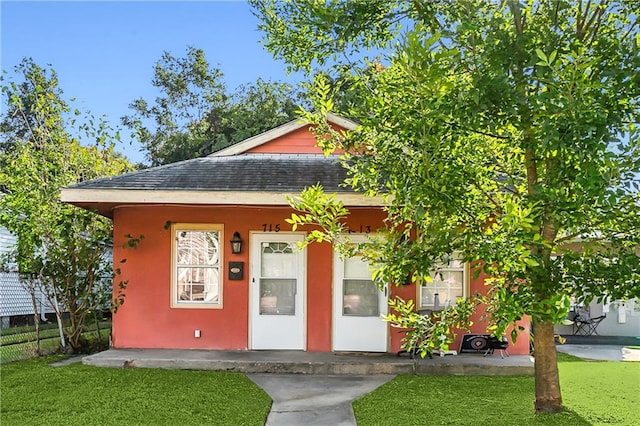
<box><xmin>2</xmin><ymin>352</ymin><xmax>637</xmax><ymax>426</ymax></box>
<box><xmin>0</xmin><ymin>322</ymin><xmax>111</xmax><ymax>345</ymax></box>
<box><xmin>555</xmin><ymin>352</ymin><xmax>584</xmax><ymax>362</ymax></box>
<box><xmin>0</xmin><ymin>322</ymin><xmax>63</xmax><ymax>338</ymax></box>
<box><xmin>0</xmin><ymin>356</ymin><xmax>272</xmax><ymax>425</ymax></box>
<box><xmin>354</xmin><ymin>359</ymin><xmax>640</xmax><ymax>425</ymax></box>
<box><xmin>0</xmin><ymin>336</ymin><xmax>62</xmax><ymax>363</ymax></box>
<box><xmin>0</xmin><ymin>322</ymin><xmax>111</xmax><ymax>364</ymax></box>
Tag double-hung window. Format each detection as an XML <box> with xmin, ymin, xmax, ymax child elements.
<box><xmin>171</xmin><ymin>224</ymin><xmax>223</xmax><ymax>309</ymax></box>
<box><xmin>419</xmin><ymin>256</ymin><xmax>466</xmax><ymax>310</ymax></box>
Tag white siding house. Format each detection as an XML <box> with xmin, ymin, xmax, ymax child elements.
<box><xmin>555</xmin><ymin>298</ymin><xmax>640</xmax><ymax>338</ymax></box>
<box><xmin>0</xmin><ymin>227</ymin><xmax>54</xmax><ymax>327</ymax></box>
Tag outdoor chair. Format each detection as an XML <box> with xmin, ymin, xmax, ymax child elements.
<box><xmin>574</xmin><ymin>313</ymin><xmax>606</xmax><ymax>336</ymax></box>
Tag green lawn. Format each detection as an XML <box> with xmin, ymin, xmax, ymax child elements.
<box><xmin>0</xmin><ymin>356</ymin><xmax>271</xmax><ymax>426</ymax></box>
<box><xmin>2</xmin><ymin>354</ymin><xmax>638</xmax><ymax>426</ymax></box>
<box><xmin>354</xmin><ymin>357</ymin><xmax>640</xmax><ymax>425</ymax></box>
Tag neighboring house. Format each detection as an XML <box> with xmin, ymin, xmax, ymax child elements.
<box><xmin>0</xmin><ymin>226</ymin><xmax>14</xmax><ymax>261</ymax></box>
<box><xmin>61</xmin><ymin>114</ymin><xmax>532</xmax><ymax>354</ymax></box>
<box><xmin>553</xmin><ymin>240</ymin><xmax>640</xmax><ymax>339</ymax></box>
<box><xmin>554</xmin><ymin>298</ymin><xmax>640</xmax><ymax>338</ymax></box>
<box><xmin>0</xmin><ymin>226</ymin><xmax>54</xmax><ymax>328</ymax></box>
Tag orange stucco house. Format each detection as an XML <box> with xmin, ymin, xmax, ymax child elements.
<box><xmin>61</xmin><ymin>114</ymin><xmax>530</xmax><ymax>355</ymax></box>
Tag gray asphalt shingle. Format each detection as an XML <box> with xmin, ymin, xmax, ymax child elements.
<box><xmin>66</xmin><ymin>154</ymin><xmax>350</xmax><ymax>193</ymax></box>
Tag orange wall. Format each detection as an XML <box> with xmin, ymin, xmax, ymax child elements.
<box><xmin>247</xmin><ymin>124</ymin><xmax>345</xmax><ymax>154</ymax></box>
<box><xmin>460</xmin><ymin>269</ymin><xmax>531</xmax><ymax>355</ymax></box>
<box><xmin>305</xmin><ymin>240</ymin><xmax>333</xmax><ymax>351</ymax></box>
<box><xmin>113</xmin><ymin>205</ymin><xmax>256</xmax><ymax>350</ymax></box>
<box><xmin>111</xmin><ymin>204</ymin><xmax>529</xmax><ymax>354</ymax></box>
<box><xmin>387</xmin><ymin>266</ymin><xmax>530</xmax><ymax>354</ymax></box>
<box><xmin>112</xmin><ymin>205</ymin><xmax>386</xmax><ymax>351</ymax></box>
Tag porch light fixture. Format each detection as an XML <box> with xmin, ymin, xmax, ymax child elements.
<box><xmin>230</xmin><ymin>231</ymin><xmax>243</xmax><ymax>254</ymax></box>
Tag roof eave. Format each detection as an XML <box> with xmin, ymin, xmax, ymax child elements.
<box><xmin>61</xmin><ymin>188</ymin><xmax>387</xmax><ymax>212</ymax></box>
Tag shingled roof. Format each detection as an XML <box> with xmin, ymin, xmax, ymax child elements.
<box><xmin>61</xmin><ymin>115</ymin><xmax>385</xmax><ymax>217</ymax></box>
<box><xmin>66</xmin><ymin>154</ymin><xmax>350</xmax><ymax>193</ymax></box>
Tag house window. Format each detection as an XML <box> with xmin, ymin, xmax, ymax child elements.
<box><xmin>171</xmin><ymin>224</ymin><xmax>223</xmax><ymax>309</ymax></box>
<box><xmin>419</xmin><ymin>257</ymin><xmax>466</xmax><ymax>310</ymax></box>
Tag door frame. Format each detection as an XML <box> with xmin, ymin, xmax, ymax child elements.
<box><xmin>332</xmin><ymin>233</ymin><xmax>388</xmax><ymax>352</ymax></box>
<box><xmin>248</xmin><ymin>231</ymin><xmax>307</xmax><ymax>350</ymax></box>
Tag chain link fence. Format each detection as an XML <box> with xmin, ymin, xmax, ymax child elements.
<box><xmin>0</xmin><ymin>272</ymin><xmax>110</xmax><ymax>364</ymax></box>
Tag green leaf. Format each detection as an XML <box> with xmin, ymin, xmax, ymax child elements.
<box><xmin>535</xmin><ymin>48</ymin><xmax>548</xmax><ymax>63</ymax></box>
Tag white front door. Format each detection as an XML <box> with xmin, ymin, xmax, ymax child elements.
<box><xmin>250</xmin><ymin>233</ymin><xmax>305</xmax><ymax>350</ymax></box>
<box><xmin>333</xmin><ymin>235</ymin><xmax>388</xmax><ymax>352</ymax></box>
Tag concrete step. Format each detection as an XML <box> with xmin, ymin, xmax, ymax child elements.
<box><xmin>82</xmin><ymin>348</ymin><xmax>534</xmax><ymax>376</ymax></box>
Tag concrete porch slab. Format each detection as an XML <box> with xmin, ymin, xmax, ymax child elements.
<box><xmin>82</xmin><ymin>349</ymin><xmax>534</xmax><ymax>376</ymax></box>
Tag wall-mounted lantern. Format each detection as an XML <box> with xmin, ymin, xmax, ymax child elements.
<box><xmin>230</xmin><ymin>231</ymin><xmax>243</xmax><ymax>254</ymax></box>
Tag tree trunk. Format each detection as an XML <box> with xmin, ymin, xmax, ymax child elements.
<box><xmin>533</xmin><ymin>321</ymin><xmax>563</xmax><ymax>412</ymax></box>
<box><xmin>26</xmin><ymin>280</ymin><xmax>41</xmax><ymax>355</ymax></box>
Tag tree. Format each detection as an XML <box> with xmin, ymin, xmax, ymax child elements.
<box><xmin>122</xmin><ymin>47</ymin><xmax>302</xmax><ymax>166</ymax></box>
<box><xmin>0</xmin><ymin>58</ymin><xmax>133</xmax><ymax>352</ymax></box>
<box><xmin>227</xmin><ymin>78</ymin><xmax>301</xmax><ymax>142</ymax></box>
<box><xmin>121</xmin><ymin>46</ymin><xmax>228</xmax><ymax>166</ymax></box>
<box><xmin>251</xmin><ymin>0</ymin><xmax>640</xmax><ymax>412</ymax></box>
<box><xmin>0</xmin><ymin>58</ymin><xmax>67</xmax><ymax>160</ymax></box>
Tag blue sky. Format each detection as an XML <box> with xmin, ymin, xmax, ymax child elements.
<box><xmin>1</xmin><ymin>1</ymin><xmax>302</xmax><ymax>163</ymax></box>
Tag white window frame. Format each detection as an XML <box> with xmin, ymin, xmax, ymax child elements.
<box><xmin>418</xmin><ymin>256</ymin><xmax>468</xmax><ymax>310</ymax></box>
<box><xmin>171</xmin><ymin>223</ymin><xmax>223</xmax><ymax>309</ymax></box>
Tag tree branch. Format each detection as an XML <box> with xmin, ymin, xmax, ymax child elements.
<box><xmin>509</xmin><ymin>0</ymin><xmax>524</xmax><ymax>35</ymax></box>
<box><xmin>620</xmin><ymin>19</ymin><xmax>638</xmax><ymax>42</ymax></box>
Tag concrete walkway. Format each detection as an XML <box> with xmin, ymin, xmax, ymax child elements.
<box><xmin>556</xmin><ymin>344</ymin><xmax>639</xmax><ymax>361</ymax></box>
<box><xmin>248</xmin><ymin>374</ymin><xmax>393</xmax><ymax>426</ymax></box>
